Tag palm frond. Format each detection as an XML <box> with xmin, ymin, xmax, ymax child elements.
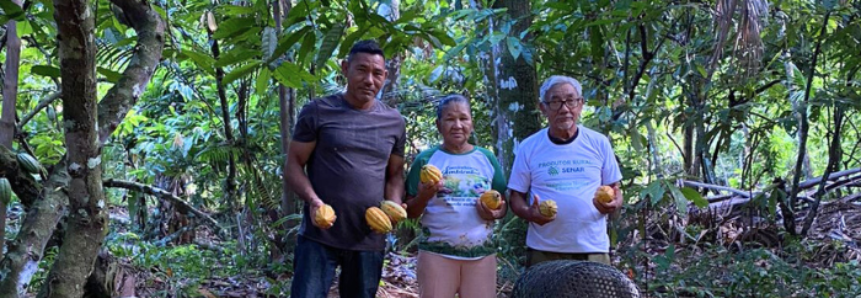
<box><xmin>195</xmin><ymin>145</ymin><xmax>241</xmax><ymax>164</ymax></box>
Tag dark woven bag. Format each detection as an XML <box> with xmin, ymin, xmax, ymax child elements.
<box><xmin>509</xmin><ymin>260</ymin><xmax>640</xmax><ymax>298</ymax></box>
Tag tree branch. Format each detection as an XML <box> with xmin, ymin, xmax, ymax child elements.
<box><xmin>682</xmin><ymin>180</ymin><xmax>757</xmax><ymax>198</ymax></box>
<box><xmin>103</xmin><ymin>179</ymin><xmax>227</xmax><ymax>237</ymax></box>
<box><xmin>788</xmin><ymin>11</ymin><xmax>830</xmax><ymax>235</ymax></box>
<box><xmin>16</xmin><ymin>91</ymin><xmax>61</xmax><ymax>131</ymax></box>
<box><xmin>801</xmin><ymin>106</ymin><xmax>843</xmax><ymax>236</ymax></box>
<box><xmin>0</xmin><ymin>160</ymin><xmax>70</xmax><ymax>297</ymax></box>
<box><xmin>97</xmin><ymin>0</ymin><xmax>165</xmax><ymax>145</ymax></box>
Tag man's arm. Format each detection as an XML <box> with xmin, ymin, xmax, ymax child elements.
<box><xmin>384</xmin><ymin>154</ymin><xmax>405</xmax><ymax>205</ymax></box>
<box><xmin>286</xmin><ymin>140</ymin><xmax>330</xmax><ymax>228</ymax></box>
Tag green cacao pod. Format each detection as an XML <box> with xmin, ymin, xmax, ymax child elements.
<box><xmin>0</xmin><ymin>177</ymin><xmax>12</xmax><ymax>205</ymax></box>
<box><xmin>16</xmin><ymin>153</ymin><xmax>42</xmax><ymax>174</ymax></box>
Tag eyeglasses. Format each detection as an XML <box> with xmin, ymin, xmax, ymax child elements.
<box><xmin>543</xmin><ymin>98</ymin><xmax>584</xmax><ymax>110</ymax></box>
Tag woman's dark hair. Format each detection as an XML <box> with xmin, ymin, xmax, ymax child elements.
<box><xmin>436</xmin><ymin>94</ymin><xmax>471</xmax><ymax>120</ymax></box>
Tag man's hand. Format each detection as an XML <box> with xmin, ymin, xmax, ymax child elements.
<box><xmin>527</xmin><ymin>194</ymin><xmax>555</xmax><ymax>225</ymax></box>
<box><xmin>593</xmin><ymin>184</ymin><xmax>623</xmax><ymax>214</ymax></box>
<box><xmin>476</xmin><ymin>198</ymin><xmax>506</xmax><ymax>221</ymax></box>
<box><xmin>309</xmin><ymin>198</ymin><xmax>334</xmax><ymax>229</ymax></box>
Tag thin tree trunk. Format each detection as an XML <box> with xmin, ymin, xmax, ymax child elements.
<box><xmin>0</xmin><ymin>0</ymin><xmax>22</xmax><ymax>147</ymax></box>
<box><xmin>801</xmin><ymin>106</ymin><xmax>843</xmax><ymax>236</ymax></box>
<box><xmin>491</xmin><ymin>0</ymin><xmax>541</xmax><ymax>174</ymax></box>
<box><xmin>274</xmin><ymin>0</ymin><xmax>298</xmax><ymax>256</ymax></box>
<box><xmin>0</xmin><ymin>0</ymin><xmax>23</xmax><ymax>254</ymax></box>
<box><xmin>208</xmin><ymin>32</ymin><xmax>238</xmax><ymax>211</ymax></box>
<box><xmin>380</xmin><ymin>0</ymin><xmax>401</xmax><ymax>107</ymax></box>
<box><xmin>37</xmin><ymin>0</ymin><xmax>103</xmax><ymax>294</ymax></box>
<box><xmin>789</xmin><ymin>12</ymin><xmax>831</xmax><ymax>236</ymax></box>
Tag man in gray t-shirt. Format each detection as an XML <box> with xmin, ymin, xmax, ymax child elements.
<box><xmin>287</xmin><ymin>40</ymin><xmax>406</xmax><ymax>298</ymax></box>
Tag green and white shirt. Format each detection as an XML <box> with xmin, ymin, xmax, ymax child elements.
<box><xmin>406</xmin><ymin>145</ymin><xmax>507</xmax><ymax>260</ymax></box>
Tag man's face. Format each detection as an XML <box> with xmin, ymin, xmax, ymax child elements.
<box><xmin>539</xmin><ymin>83</ymin><xmax>584</xmax><ymax>131</ymax></box>
<box><xmin>341</xmin><ymin>53</ymin><xmax>387</xmax><ymax>104</ymax></box>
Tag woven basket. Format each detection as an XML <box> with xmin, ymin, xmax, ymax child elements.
<box><xmin>509</xmin><ymin>260</ymin><xmax>640</xmax><ymax>298</ymax></box>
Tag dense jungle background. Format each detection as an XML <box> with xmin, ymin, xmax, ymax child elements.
<box><xmin>0</xmin><ymin>0</ymin><xmax>860</xmax><ymax>297</ymax></box>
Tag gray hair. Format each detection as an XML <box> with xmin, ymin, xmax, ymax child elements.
<box><xmin>436</xmin><ymin>94</ymin><xmax>471</xmax><ymax>120</ymax></box>
<box><xmin>539</xmin><ymin>75</ymin><xmax>583</xmax><ymax>102</ymax></box>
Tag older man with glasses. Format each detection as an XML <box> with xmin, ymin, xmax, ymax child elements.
<box><xmin>507</xmin><ymin>75</ymin><xmax>624</xmax><ymax>268</ymax></box>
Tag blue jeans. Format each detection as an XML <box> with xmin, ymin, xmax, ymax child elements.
<box><xmin>290</xmin><ymin>235</ymin><xmax>384</xmax><ymax>298</ymax></box>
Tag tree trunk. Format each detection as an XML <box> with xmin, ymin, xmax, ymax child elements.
<box><xmin>0</xmin><ymin>0</ymin><xmax>22</xmax><ymax>147</ymax></box>
<box><xmin>0</xmin><ymin>0</ymin><xmax>163</xmax><ymax>294</ymax></box>
<box><xmin>37</xmin><ymin>0</ymin><xmax>105</xmax><ymax>294</ymax></box>
<box><xmin>379</xmin><ymin>0</ymin><xmax>401</xmax><ymax>108</ymax></box>
<box><xmin>490</xmin><ymin>0</ymin><xmax>541</xmax><ymax>174</ymax></box>
<box><xmin>0</xmin><ymin>0</ymin><xmax>23</xmax><ymax>254</ymax></box>
<box><xmin>275</xmin><ymin>0</ymin><xmax>298</xmax><ymax>256</ymax></box>
<box><xmin>208</xmin><ymin>31</ymin><xmax>238</xmax><ymax>211</ymax></box>
<box><xmin>0</xmin><ymin>161</ymin><xmax>70</xmax><ymax>297</ymax></box>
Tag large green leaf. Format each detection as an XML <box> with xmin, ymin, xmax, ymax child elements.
<box><xmin>297</xmin><ymin>30</ymin><xmax>317</xmax><ymax>66</ymax></box>
<box><xmin>212</xmin><ymin>17</ymin><xmax>256</xmax><ymax>40</ymax></box>
<box><xmin>272</xmin><ymin>62</ymin><xmax>314</xmax><ymax>88</ymax></box>
<box><xmin>680</xmin><ymin>187</ymin><xmax>708</xmax><ymax>208</ymax></box>
<box><xmin>315</xmin><ymin>23</ymin><xmax>345</xmax><ymax>71</ymax></box>
<box><xmin>667</xmin><ymin>183</ymin><xmax>688</xmax><ymax>217</ymax></box>
<box><xmin>506</xmin><ymin>37</ymin><xmax>521</xmax><ymax>60</ymax></box>
<box><xmin>223</xmin><ymin>61</ymin><xmax>262</xmax><ymax>85</ymax></box>
<box><xmin>182</xmin><ymin>50</ymin><xmax>217</xmax><ymax>76</ymax></box>
<box><xmin>31</xmin><ymin>65</ymin><xmax>61</xmax><ymax>78</ymax></box>
<box><xmin>269</xmin><ymin>26</ymin><xmax>310</xmax><ymax>64</ymax></box>
<box><xmin>98</xmin><ymin>67</ymin><xmax>123</xmax><ymax>83</ymax></box>
<box><xmin>215</xmin><ymin>48</ymin><xmax>260</xmax><ymax>68</ymax></box>
<box><xmin>256</xmin><ymin>67</ymin><xmax>270</xmax><ymax>98</ymax></box>
<box><xmin>261</xmin><ymin>27</ymin><xmax>277</xmax><ymax>62</ymax></box>
<box><xmin>0</xmin><ymin>0</ymin><xmax>25</xmax><ymax>21</ymax></box>
<box><xmin>217</xmin><ymin>5</ymin><xmax>258</xmax><ymax>16</ymax></box>
<box><xmin>337</xmin><ymin>29</ymin><xmax>365</xmax><ymax>58</ymax></box>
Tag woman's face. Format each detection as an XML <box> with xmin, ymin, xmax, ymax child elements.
<box><xmin>437</xmin><ymin>102</ymin><xmax>474</xmax><ymax>146</ymax></box>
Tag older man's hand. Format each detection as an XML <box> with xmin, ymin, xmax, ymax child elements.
<box><xmin>528</xmin><ymin>194</ymin><xmax>555</xmax><ymax>225</ymax></box>
<box><xmin>593</xmin><ymin>185</ymin><xmax>623</xmax><ymax>214</ymax></box>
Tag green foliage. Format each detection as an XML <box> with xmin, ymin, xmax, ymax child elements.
<box><xmin>631</xmin><ymin>243</ymin><xmax>861</xmax><ymax>297</ymax></box>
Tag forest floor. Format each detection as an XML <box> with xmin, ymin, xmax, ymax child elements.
<box><xmin>6</xmin><ymin>196</ymin><xmax>860</xmax><ymax>297</ymax></box>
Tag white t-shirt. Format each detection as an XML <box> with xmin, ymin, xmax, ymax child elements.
<box><xmin>406</xmin><ymin>146</ymin><xmax>507</xmax><ymax>260</ymax></box>
<box><xmin>508</xmin><ymin>126</ymin><xmax>622</xmax><ymax>253</ymax></box>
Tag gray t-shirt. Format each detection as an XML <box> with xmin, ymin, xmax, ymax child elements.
<box><xmin>293</xmin><ymin>93</ymin><xmax>406</xmax><ymax>251</ymax></box>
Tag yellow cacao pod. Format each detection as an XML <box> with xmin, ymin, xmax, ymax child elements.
<box><xmin>366</xmin><ymin>207</ymin><xmax>392</xmax><ymax>234</ymax></box>
<box><xmin>314</xmin><ymin>204</ymin><xmax>336</xmax><ymax>227</ymax></box>
<box><xmin>539</xmin><ymin>200</ymin><xmax>557</xmax><ymax>218</ymax></box>
<box><xmin>480</xmin><ymin>190</ymin><xmax>502</xmax><ymax>210</ymax></box>
<box><xmin>595</xmin><ymin>186</ymin><xmax>615</xmax><ymax>204</ymax></box>
<box><xmin>380</xmin><ymin>201</ymin><xmax>407</xmax><ymax>223</ymax></box>
<box><xmin>419</xmin><ymin>164</ymin><xmax>442</xmax><ymax>184</ymax></box>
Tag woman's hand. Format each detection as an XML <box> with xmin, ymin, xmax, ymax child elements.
<box><xmin>417</xmin><ymin>180</ymin><xmax>444</xmax><ymax>201</ymax></box>
<box><xmin>476</xmin><ymin>198</ymin><xmax>506</xmax><ymax>221</ymax></box>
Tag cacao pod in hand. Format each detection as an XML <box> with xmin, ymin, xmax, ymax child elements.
<box><xmin>366</xmin><ymin>207</ymin><xmax>392</xmax><ymax>234</ymax></box>
<box><xmin>539</xmin><ymin>199</ymin><xmax>557</xmax><ymax>218</ymax></box>
<box><xmin>480</xmin><ymin>190</ymin><xmax>502</xmax><ymax>210</ymax></box>
<box><xmin>314</xmin><ymin>204</ymin><xmax>336</xmax><ymax>228</ymax></box>
<box><xmin>420</xmin><ymin>164</ymin><xmax>442</xmax><ymax>184</ymax></box>
<box><xmin>380</xmin><ymin>200</ymin><xmax>407</xmax><ymax>223</ymax></box>
<box><xmin>595</xmin><ymin>186</ymin><xmax>615</xmax><ymax>204</ymax></box>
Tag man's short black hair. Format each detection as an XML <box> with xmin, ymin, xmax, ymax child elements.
<box><xmin>347</xmin><ymin>40</ymin><xmax>386</xmax><ymax>63</ymax></box>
